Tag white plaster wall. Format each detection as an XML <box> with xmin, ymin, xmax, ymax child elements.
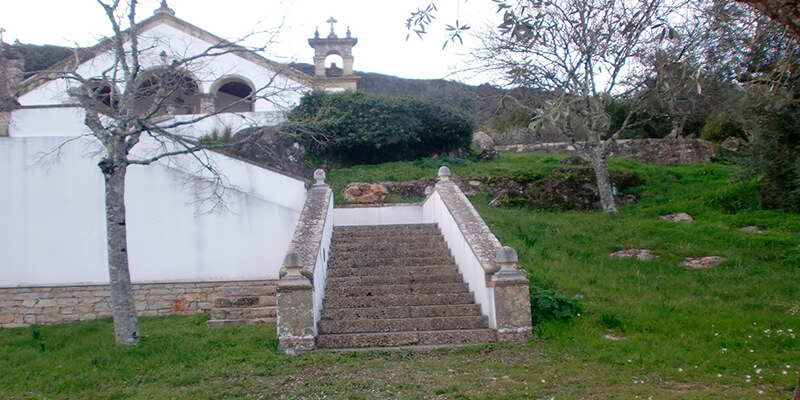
<box><xmin>422</xmin><ymin>192</ymin><xmax>496</xmax><ymax>328</ymax></box>
<box><xmin>0</xmin><ymin>136</ymin><xmax>306</xmax><ymax>287</ymax></box>
<box><xmin>8</xmin><ymin>107</ymin><xmax>90</xmax><ymax>137</ymax></box>
<box><xmin>333</xmin><ymin>204</ymin><xmax>427</xmax><ymax>226</ymax></box>
<box><xmin>312</xmin><ymin>195</ymin><xmax>334</xmax><ymax>334</ymax></box>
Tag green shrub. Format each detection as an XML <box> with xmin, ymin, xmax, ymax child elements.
<box><xmin>529</xmin><ymin>286</ymin><xmax>582</xmax><ymax>325</ymax></box>
<box><xmin>285</xmin><ymin>91</ymin><xmax>473</xmax><ymax>165</ymax></box>
<box><xmin>701</xmin><ymin>113</ymin><xmax>745</xmax><ymax>143</ymax></box>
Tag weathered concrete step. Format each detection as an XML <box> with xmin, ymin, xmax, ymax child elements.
<box><xmin>327</xmin><ymin>273</ymin><xmax>464</xmax><ymax>286</ymax></box>
<box><xmin>216</xmin><ymin>285</ymin><xmax>276</xmax><ymax>297</ymax></box>
<box><xmin>331</xmin><ymin>241</ymin><xmax>448</xmax><ymax>253</ymax></box>
<box><xmin>330</xmin><ymin>248</ymin><xmax>451</xmax><ymax>263</ymax></box>
<box><xmin>322</xmin><ymin>304</ymin><xmax>482</xmax><ymax>321</ymax></box>
<box><xmin>333</xmin><ymin>231</ymin><xmax>442</xmax><ymax>241</ymax></box>
<box><xmin>214</xmin><ymin>296</ymin><xmax>276</xmax><ymax>308</ymax></box>
<box><xmin>319</xmin><ymin>315</ymin><xmax>489</xmax><ymax>334</ymax></box>
<box><xmin>326</xmin><ymin>264</ymin><xmax>458</xmax><ymax>278</ymax></box>
<box><xmin>335</xmin><ymin>224</ymin><xmax>438</xmax><ymax>233</ymax></box>
<box><xmin>316</xmin><ymin>329</ymin><xmax>497</xmax><ymax>349</ymax></box>
<box><xmin>330</xmin><ymin>255</ymin><xmax>454</xmax><ymax>269</ymax></box>
<box><xmin>205</xmin><ymin>317</ymin><xmax>275</xmax><ymax>327</ymax></box>
<box><xmin>325</xmin><ymin>282</ymin><xmax>468</xmax><ymax>297</ymax></box>
<box><xmin>210</xmin><ymin>306</ymin><xmax>276</xmax><ymax>320</ymax></box>
<box><xmin>324</xmin><ymin>292</ymin><xmax>475</xmax><ymax>308</ymax></box>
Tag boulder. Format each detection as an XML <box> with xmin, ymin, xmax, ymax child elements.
<box><xmin>660</xmin><ymin>212</ymin><xmax>694</xmax><ymax>222</ymax></box>
<box><xmin>683</xmin><ymin>256</ymin><xmax>727</xmax><ymax>270</ymax></box>
<box><xmin>610</xmin><ymin>249</ymin><xmax>656</xmax><ymax>261</ymax></box>
<box><xmin>232</xmin><ymin>127</ymin><xmax>309</xmax><ymax>178</ymax></box>
<box><xmin>472</xmin><ymin>131</ymin><xmax>495</xmax><ymax>151</ymax></box>
<box><xmin>342</xmin><ymin>183</ymin><xmax>390</xmax><ymax>204</ymax></box>
<box><xmin>721</xmin><ymin>136</ymin><xmax>744</xmax><ymax>152</ymax></box>
<box><xmin>561</xmin><ymin>155</ymin><xmax>587</xmax><ymax>165</ymax></box>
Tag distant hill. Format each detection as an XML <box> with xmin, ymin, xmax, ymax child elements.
<box><xmin>8</xmin><ymin>44</ymin><xmax>542</xmax><ymax>127</ymax></box>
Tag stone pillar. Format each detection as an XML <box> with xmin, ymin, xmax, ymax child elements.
<box><xmin>491</xmin><ymin>246</ymin><xmax>532</xmax><ymax>343</ymax></box>
<box><xmin>343</xmin><ymin>55</ymin><xmax>354</xmax><ymax>76</ymax></box>
<box><xmin>313</xmin><ymin>56</ymin><xmax>326</xmax><ymax>77</ymax></box>
<box><xmin>276</xmin><ymin>252</ymin><xmax>315</xmax><ymax>355</ymax></box>
<box><xmin>0</xmin><ymin>111</ymin><xmax>10</xmax><ymax>136</ymax></box>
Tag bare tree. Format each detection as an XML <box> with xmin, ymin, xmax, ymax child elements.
<box><xmin>466</xmin><ymin>0</ymin><xmax>686</xmax><ymax>212</ymax></box>
<box><xmin>22</xmin><ymin>0</ymin><xmax>301</xmax><ymax>345</ymax></box>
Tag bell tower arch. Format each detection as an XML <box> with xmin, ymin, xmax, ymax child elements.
<box><xmin>308</xmin><ymin>17</ymin><xmax>360</xmax><ymax>91</ymax></box>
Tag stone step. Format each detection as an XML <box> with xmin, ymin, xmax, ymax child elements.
<box><xmin>316</xmin><ymin>329</ymin><xmax>497</xmax><ymax>349</ymax></box>
<box><xmin>331</xmin><ymin>237</ymin><xmax>449</xmax><ymax>254</ymax></box>
<box><xmin>330</xmin><ymin>248</ymin><xmax>451</xmax><ymax>262</ymax></box>
<box><xmin>206</xmin><ymin>318</ymin><xmax>275</xmax><ymax>327</ymax></box>
<box><xmin>214</xmin><ymin>295</ymin><xmax>276</xmax><ymax>308</ymax></box>
<box><xmin>325</xmin><ymin>282</ymin><xmax>468</xmax><ymax>297</ymax></box>
<box><xmin>327</xmin><ymin>273</ymin><xmax>464</xmax><ymax>286</ymax></box>
<box><xmin>329</xmin><ymin>255</ymin><xmax>454</xmax><ymax>269</ymax></box>
<box><xmin>210</xmin><ymin>306</ymin><xmax>276</xmax><ymax>320</ymax></box>
<box><xmin>323</xmin><ymin>292</ymin><xmax>475</xmax><ymax>308</ymax></box>
<box><xmin>333</xmin><ymin>231</ymin><xmax>442</xmax><ymax>241</ymax></box>
<box><xmin>321</xmin><ymin>304</ymin><xmax>482</xmax><ymax>321</ymax></box>
<box><xmin>334</xmin><ymin>224</ymin><xmax>438</xmax><ymax>234</ymax></box>
<box><xmin>326</xmin><ymin>264</ymin><xmax>459</xmax><ymax>278</ymax></box>
<box><xmin>318</xmin><ymin>315</ymin><xmax>489</xmax><ymax>334</ymax></box>
<box><xmin>216</xmin><ymin>285</ymin><xmax>276</xmax><ymax>297</ymax></box>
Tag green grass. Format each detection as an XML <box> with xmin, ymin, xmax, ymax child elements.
<box><xmin>3</xmin><ymin>153</ymin><xmax>800</xmax><ymax>398</ymax></box>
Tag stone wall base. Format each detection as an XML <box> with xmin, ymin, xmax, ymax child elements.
<box><xmin>0</xmin><ymin>279</ymin><xmax>277</xmax><ymax>328</ymax></box>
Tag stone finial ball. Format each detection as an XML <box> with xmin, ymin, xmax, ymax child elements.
<box><xmin>496</xmin><ymin>246</ymin><xmax>518</xmax><ymax>264</ymax></box>
<box><xmin>313</xmin><ymin>169</ymin><xmax>326</xmax><ymax>185</ymax></box>
<box><xmin>283</xmin><ymin>252</ymin><xmax>301</xmax><ymax>268</ymax></box>
<box><xmin>438</xmin><ymin>166</ymin><xmax>451</xmax><ymax>179</ymax></box>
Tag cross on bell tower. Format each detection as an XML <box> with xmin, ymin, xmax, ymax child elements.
<box><xmin>326</xmin><ymin>17</ymin><xmax>338</xmax><ymax>37</ymax></box>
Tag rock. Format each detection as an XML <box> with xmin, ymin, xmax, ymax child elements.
<box><xmin>610</xmin><ymin>249</ymin><xmax>656</xmax><ymax>261</ymax></box>
<box><xmin>561</xmin><ymin>155</ymin><xmax>587</xmax><ymax>165</ymax></box>
<box><xmin>472</xmin><ymin>131</ymin><xmax>495</xmax><ymax>151</ymax></box>
<box><xmin>603</xmin><ymin>333</ymin><xmax>624</xmax><ymax>341</ymax></box>
<box><xmin>342</xmin><ymin>183</ymin><xmax>390</xmax><ymax>204</ymax></box>
<box><xmin>232</xmin><ymin>127</ymin><xmax>309</xmax><ymax>178</ymax></box>
<box><xmin>660</xmin><ymin>212</ymin><xmax>694</xmax><ymax>222</ymax></box>
<box><xmin>468</xmin><ymin>180</ymin><xmax>482</xmax><ymax>187</ymax></box>
<box><xmin>739</xmin><ymin>226</ymin><xmax>765</xmax><ymax>233</ymax></box>
<box><xmin>171</xmin><ymin>299</ymin><xmax>189</xmax><ymax>312</ymax></box>
<box><xmin>721</xmin><ymin>136</ymin><xmax>744</xmax><ymax>152</ymax></box>
<box><xmin>473</xmin><ymin>131</ymin><xmax>499</xmax><ymax>162</ymax></box>
<box><xmin>683</xmin><ymin>256</ymin><xmax>727</xmax><ymax>270</ymax></box>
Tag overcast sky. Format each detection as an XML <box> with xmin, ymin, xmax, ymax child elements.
<box><xmin>1</xmin><ymin>0</ymin><xmax>503</xmax><ymax>84</ymax></box>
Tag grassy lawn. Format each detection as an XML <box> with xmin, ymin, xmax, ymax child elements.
<box><xmin>2</xmin><ymin>153</ymin><xmax>799</xmax><ymax>398</ymax></box>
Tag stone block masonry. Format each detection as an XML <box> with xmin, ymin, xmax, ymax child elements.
<box><xmin>0</xmin><ymin>279</ymin><xmax>277</xmax><ymax>328</ymax></box>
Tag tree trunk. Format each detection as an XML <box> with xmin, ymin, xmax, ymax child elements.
<box><xmin>588</xmin><ymin>148</ymin><xmax>618</xmax><ymax>213</ymax></box>
<box><xmin>99</xmin><ymin>158</ymin><xmax>139</xmax><ymax>346</ymax></box>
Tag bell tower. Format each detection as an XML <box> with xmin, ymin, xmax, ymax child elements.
<box><xmin>308</xmin><ymin>17</ymin><xmax>359</xmax><ymax>91</ymax></box>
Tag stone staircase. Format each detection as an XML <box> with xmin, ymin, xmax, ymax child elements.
<box><xmin>316</xmin><ymin>224</ymin><xmax>496</xmax><ymax>349</ymax></box>
<box><xmin>206</xmin><ymin>282</ymin><xmax>277</xmax><ymax>327</ymax></box>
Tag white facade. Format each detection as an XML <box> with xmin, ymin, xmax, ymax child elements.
<box><xmin>0</xmin><ymin>11</ymin><xmax>313</xmax><ymax>287</ymax></box>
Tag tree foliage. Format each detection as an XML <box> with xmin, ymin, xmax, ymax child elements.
<box><xmin>286</xmin><ymin>91</ymin><xmax>472</xmax><ymax>165</ymax></box>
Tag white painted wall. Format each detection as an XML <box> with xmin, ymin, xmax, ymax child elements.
<box><xmin>8</xmin><ymin>107</ymin><xmax>90</xmax><ymax>138</ymax></box>
<box><xmin>312</xmin><ymin>195</ymin><xmax>334</xmax><ymax>334</ymax></box>
<box><xmin>422</xmin><ymin>191</ymin><xmax>496</xmax><ymax>328</ymax></box>
<box><xmin>333</xmin><ymin>204</ymin><xmax>426</xmax><ymax>226</ymax></box>
<box><xmin>0</xmin><ymin>136</ymin><xmax>307</xmax><ymax>287</ymax></box>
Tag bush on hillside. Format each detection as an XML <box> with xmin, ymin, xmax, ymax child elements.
<box><xmin>529</xmin><ymin>286</ymin><xmax>582</xmax><ymax>326</ymax></box>
<box><xmin>700</xmin><ymin>112</ymin><xmax>746</xmax><ymax>143</ymax></box>
<box><xmin>285</xmin><ymin>91</ymin><xmax>473</xmax><ymax>165</ymax></box>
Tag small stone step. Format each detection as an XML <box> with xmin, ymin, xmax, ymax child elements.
<box><xmin>327</xmin><ymin>273</ymin><xmax>464</xmax><ymax>286</ymax></box>
<box><xmin>211</xmin><ymin>306</ymin><xmax>276</xmax><ymax>320</ymax></box>
<box><xmin>216</xmin><ymin>285</ymin><xmax>276</xmax><ymax>297</ymax></box>
<box><xmin>331</xmin><ymin>247</ymin><xmax>450</xmax><ymax>260</ymax></box>
<box><xmin>321</xmin><ymin>304</ymin><xmax>482</xmax><ymax>321</ymax></box>
<box><xmin>316</xmin><ymin>329</ymin><xmax>497</xmax><ymax>349</ymax></box>
<box><xmin>214</xmin><ymin>295</ymin><xmax>276</xmax><ymax>308</ymax></box>
<box><xmin>325</xmin><ymin>282</ymin><xmax>469</xmax><ymax>297</ymax></box>
<box><xmin>318</xmin><ymin>315</ymin><xmax>489</xmax><ymax>334</ymax></box>
<box><xmin>326</xmin><ymin>264</ymin><xmax>458</xmax><ymax>278</ymax></box>
<box><xmin>330</xmin><ymin>255</ymin><xmax>454</xmax><ymax>269</ymax></box>
<box><xmin>332</xmin><ymin>241</ymin><xmax>448</xmax><ymax>253</ymax></box>
<box><xmin>335</xmin><ymin>224</ymin><xmax>438</xmax><ymax>234</ymax></box>
<box><xmin>323</xmin><ymin>292</ymin><xmax>475</xmax><ymax>308</ymax></box>
<box><xmin>206</xmin><ymin>318</ymin><xmax>274</xmax><ymax>327</ymax></box>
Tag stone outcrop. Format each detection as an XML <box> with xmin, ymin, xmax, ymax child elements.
<box><xmin>472</xmin><ymin>131</ymin><xmax>498</xmax><ymax>162</ymax></box>
<box><xmin>342</xmin><ymin>182</ymin><xmax>390</xmax><ymax>204</ymax></box>
<box><xmin>610</xmin><ymin>249</ymin><xmax>656</xmax><ymax>261</ymax></box>
<box><xmin>739</xmin><ymin>226</ymin><xmax>765</xmax><ymax>233</ymax></box>
<box><xmin>660</xmin><ymin>212</ymin><xmax>694</xmax><ymax>222</ymax></box>
<box><xmin>683</xmin><ymin>256</ymin><xmax>727</xmax><ymax>270</ymax></box>
<box><xmin>496</xmin><ymin>138</ymin><xmax>717</xmax><ymax>165</ymax></box>
<box><xmin>231</xmin><ymin>127</ymin><xmax>309</xmax><ymax>178</ymax></box>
